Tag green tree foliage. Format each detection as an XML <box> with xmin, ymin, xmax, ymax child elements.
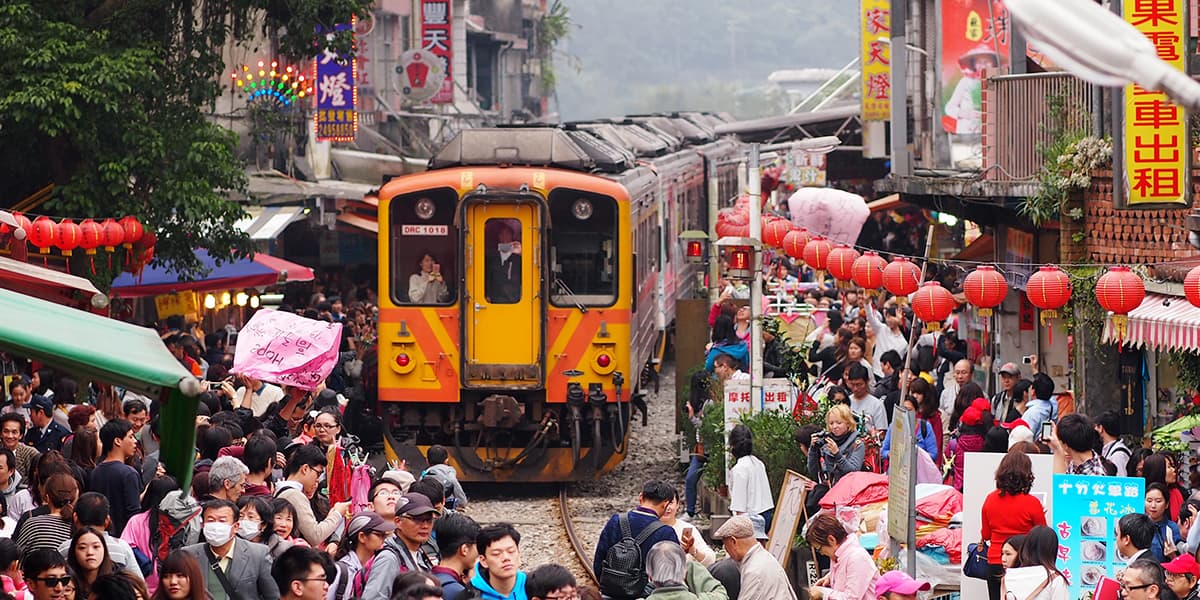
<box><xmin>0</xmin><ymin>0</ymin><xmax>369</xmax><ymax>281</ymax></box>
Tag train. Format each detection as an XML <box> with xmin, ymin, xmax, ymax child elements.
<box><xmin>376</xmin><ymin>113</ymin><xmax>744</xmax><ymax>481</ymax></box>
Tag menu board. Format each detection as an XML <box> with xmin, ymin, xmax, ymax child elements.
<box><xmin>1051</xmin><ymin>475</ymin><xmax>1145</xmax><ymax>600</ymax></box>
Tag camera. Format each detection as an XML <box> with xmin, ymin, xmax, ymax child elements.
<box><xmin>812</xmin><ymin>431</ymin><xmax>831</xmax><ymax>445</ymax></box>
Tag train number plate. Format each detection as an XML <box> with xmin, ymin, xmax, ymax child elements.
<box><xmin>401</xmin><ymin>224</ymin><xmax>448</xmax><ymax>236</ymax></box>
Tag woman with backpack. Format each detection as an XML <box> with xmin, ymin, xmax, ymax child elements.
<box><xmin>120</xmin><ymin>477</ymin><xmax>185</xmax><ymax>597</ymax></box>
<box><xmin>330</xmin><ymin>512</ymin><xmax>394</xmax><ymax>600</ymax></box>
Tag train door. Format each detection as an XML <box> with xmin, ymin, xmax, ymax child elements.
<box><xmin>462</xmin><ymin>201</ymin><xmax>543</xmax><ymax>387</ymax></box>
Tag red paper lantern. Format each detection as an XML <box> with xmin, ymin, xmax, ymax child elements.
<box><xmin>119</xmin><ymin>216</ymin><xmax>144</xmax><ymax>250</ymax></box>
<box><xmin>963</xmin><ymin>265</ymin><xmax>1008</xmax><ymax>317</ymax></box>
<box><xmin>99</xmin><ymin>218</ymin><xmax>124</xmax><ymax>252</ymax></box>
<box><xmin>826</xmin><ymin>244</ymin><xmax>860</xmax><ymax>282</ymax></box>
<box><xmin>28</xmin><ymin>216</ymin><xmax>57</xmax><ymax>255</ymax></box>
<box><xmin>883</xmin><ymin>257</ymin><xmax>921</xmax><ymax>301</ymax></box>
<box><xmin>762</xmin><ymin>218</ymin><xmax>792</xmax><ymax>248</ymax></box>
<box><xmin>911</xmin><ymin>281</ymin><xmax>957</xmax><ymax>330</ymax></box>
<box><xmin>781</xmin><ymin>228</ymin><xmax>810</xmax><ymax>260</ymax></box>
<box><xmin>852</xmin><ymin>251</ymin><xmax>887</xmax><ymax>292</ymax></box>
<box><xmin>78</xmin><ymin>219</ymin><xmax>102</xmax><ymax>255</ymax></box>
<box><xmin>11</xmin><ymin>213</ymin><xmax>31</xmax><ymax>241</ymax></box>
<box><xmin>802</xmin><ymin>236</ymin><xmax>833</xmax><ymax>271</ymax></box>
<box><xmin>1025</xmin><ymin>265</ymin><xmax>1072</xmax><ymax>325</ymax></box>
<box><xmin>1096</xmin><ymin>266</ymin><xmax>1145</xmax><ymax>340</ymax></box>
<box><xmin>54</xmin><ymin>219</ymin><xmax>81</xmax><ymax>257</ymax></box>
<box><xmin>1184</xmin><ymin>265</ymin><xmax>1200</xmax><ymax>308</ymax></box>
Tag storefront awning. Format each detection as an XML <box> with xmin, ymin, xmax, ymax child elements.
<box><xmin>0</xmin><ymin>256</ymin><xmax>104</xmax><ymax>308</ymax></box>
<box><xmin>337</xmin><ymin>212</ymin><xmax>378</xmax><ymax>234</ymax></box>
<box><xmin>234</xmin><ymin>206</ymin><xmax>308</xmax><ymax>241</ymax></box>
<box><xmin>1102</xmin><ymin>293</ymin><xmax>1200</xmax><ymax>352</ymax></box>
<box><xmin>110</xmin><ymin>250</ymin><xmax>315</xmax><ymax>297</ymax></box>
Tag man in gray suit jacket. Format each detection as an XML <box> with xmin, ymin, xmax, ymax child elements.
<box><xmin>183</xmin><ymin>499</ymin><xmax>281</xmax><ymax>600</ymax></box>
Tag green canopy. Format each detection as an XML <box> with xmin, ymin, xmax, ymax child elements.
<box><xmin>0</xmin><ymin>287</ymin><xmax>201</xmax><ymax>489</ymax></box>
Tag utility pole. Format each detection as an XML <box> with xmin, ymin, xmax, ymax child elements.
<box><xmin>747</xmin><ymin>144</ymin><xmax>763</xmax><ymax>404</ymax></box>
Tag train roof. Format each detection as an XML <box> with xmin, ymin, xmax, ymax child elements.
<box><xmin>427</xmin><ymin>127</ymin><xmax>635</xmax><ymax>174</ymax></box>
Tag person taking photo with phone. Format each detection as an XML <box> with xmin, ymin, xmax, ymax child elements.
<box><xmin>408</xmin><ymin>252</ymin><xmax>450</xmax><ymax>304</ymax></box>
<box><xmin>1049</xmin><ymin>413</ymin><xmax>1107</xmax><ymax>476</ymax></box>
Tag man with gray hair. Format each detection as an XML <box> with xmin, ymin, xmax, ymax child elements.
<box><xmin>713</xmin><ymin>515</ymin><xmax>796</xmax><ymax>600</ymax></box>
<box><xmin>209</xmin><ymin>455</ymin><xmax>249</xmax><ymax>503</ymax></box>
<box><xmin>644</xmin><ymin>541</ymin><xmax>698</xmax><ymax>599</ymax></box>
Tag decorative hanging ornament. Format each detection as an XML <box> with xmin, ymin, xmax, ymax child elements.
<box><xmin>826</xmin><ymin>244</ymin><xmax>860</xmax><ymax>283</ymax></box>
<box><xmin>11</xmin><ymin>213</ymin><xmax>31</xmax><ymax>241</ymax></box>
<box><xmin>1095</xmin><ymin>265</ymin><xmax>1145</xmax><ymax>341</ymax></box>
<box><xmin>1185</xmin><ymin>265</ymin><xmax>1200</xmax><ymax>309</ymax></box>
<box><xmin>882</xmin><ymin>256</ymin><xmax>922</xmax><ymax>304</ymax></box>
<box><xmin>119</xmin><ymin>216</ymin><xmax>143</xmax><ymax>250</ymax></box>
<box><xmin>852</xmin><ymin>251</ymin><xmax>887</xmax><ymax>294</ymax></box>
<box><xmin>1025</xmin><ymin>265</ymin><xmax>1072</xmax><ymax>345</ymax></box>
<box><xmin>963</xmin><ymin>265</ymin><xmax>1008</xmax><ymax>317</ymax></box>
<box><xmin>762</xmin><ymin>218</ymin><xmax>792</xmax><ymax>249</ymax></box>
<box><xmin>781</xmin><ymin>228</ymin><xmax>810</xmax><ymax>260</ymax></box>
<box><xmin>911</xmin><ymin>281</ymin><xmax>958</xmax><ymax>331</ymax></box>
<box><xmin>54</xmin><ymin>219</ymin><xmax>81</xmax><ymax>258</ymax></box>
<box><xmin>77</xmin><ymin>219</ymin><xmax>103</xmax><ymax>274</ymax></box>
<box><xmin>28</xmin><ymin>216</ymin><xmax>57</xmax><ymax>256</ymax></box>
<box><xmin>99</xmin><ymin>218</ymin><xmax>124</xmax><ymax>270</ymax></box>
<box><xmin>802</xmin><ymin>236</ymin><xmax>833</xmax><ymax>283</ymax></box>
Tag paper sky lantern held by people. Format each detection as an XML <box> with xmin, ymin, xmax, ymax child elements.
<box><xmin>963</xmin><ymin>266</ymin><xmax>1008</xmax><ymax>317</ymax></box>
<box><xmin>1095</xmin><ymin>266</ymin><xmax>1145</xmax><ymax>340</ymax></box>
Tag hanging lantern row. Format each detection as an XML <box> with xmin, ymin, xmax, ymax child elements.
<box><xmin>2</xmin><ymin>213</ymin><xmax>156</xmax><ymax>275</ymax></box>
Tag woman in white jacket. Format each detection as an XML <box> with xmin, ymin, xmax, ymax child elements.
<box><xmin>1002</xmin><ymin>526</ymin><xmax>1069</xmax><ymax>600</ymax></box>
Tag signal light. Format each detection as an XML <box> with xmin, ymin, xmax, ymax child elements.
<box><xmin>727</xmin><ymin>246</ymin><xmax>752</xmax><ymax>281</ymax></box>
<box><xmin>685</xmin><ymin>240</ymin><xmax>705</xmax><ymax>264</ymax></box>
<box><xmin>597</xmin><ymin>354</ymin><xmax>611</xmax><ymax>368</ymax></box>
<box><xmin>396</xmin><ymin>353</ymin><xmax>410</xmax><ymax>367</ymax></box>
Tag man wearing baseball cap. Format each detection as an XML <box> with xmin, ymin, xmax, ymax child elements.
<box><xmin>713</xmin><ymin>515</ymin><xmax>796</xmax><ymax>600</ymax></box>
<box><xmin>1163</xmin><ymin>554</ymin><xmax>1200</xmax><ymax>600</ymax></box>
<box><xmin>991</xmin><ymin>363</ymin><xmax>1022</xmax><ymax>423</ymax></box>
<box><xmin>875</xmin><ymin>570</ymin><xmax>930</xmax><ymax>600</ymax></box>
<box><xmin>359</xmin><ymin>493</ymin><xmax>439</xmax><ymax>600</ymax></box>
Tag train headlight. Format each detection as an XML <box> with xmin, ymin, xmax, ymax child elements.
<box><xmin>396</xmin><ymin>353</ymin><xmax>410</xmax><ymax>367</ymax></box>
<box><xmin>415</xmin><ymin>198</ymin><xmax>436</xmax><ymax>220</ymax></box>
<box><xmin>572</xmin><ymin>199</ymin><xmax>593</xmax><ymax>220</ymax></box>
<box><xmin>592</xmin><ymin>349</ymin><xmax>616</xmax><ymax>375</ymax></box>
<box><xmin>391</xmin><ymin>350</ymin><xmax>416</xmax><ymax>375</ymax></box>
<box><xmin>597</xmin><ymin>354</ymin><xmax>611</xmax><ymax>368</ymax></box>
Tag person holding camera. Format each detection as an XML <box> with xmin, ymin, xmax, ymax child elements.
<box><xmin>408</xmin><ymin>252</ymin><xmax>451</xmax><ymax>304</ymax></box>
<box><xmin>806</xmin><ymin>405</ymin><xmax>865</xmax><ymax>512</ymax></box>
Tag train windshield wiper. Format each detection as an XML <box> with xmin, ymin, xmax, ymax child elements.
<box><xmin>554</xmin><ymin>277</ymin><xmax>588</xmax><ymax>313</ymax></box>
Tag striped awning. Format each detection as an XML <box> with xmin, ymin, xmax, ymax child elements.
<box><xmin>1102</xmin><ymin>293</ymin><xmax>1200</xmax><ymax>352</ymax></box>
<box><xmin>234</xmin><ymin>206</ymin><xmax>307</xmax><ymax>240</ymax></box>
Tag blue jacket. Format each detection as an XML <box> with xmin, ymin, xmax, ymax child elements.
<box><xmin>704</xmin><ymin>341</ymin><xmax>748</xmax><ymax>372</ymax></box>
<box><xmin>592</xmin><ymin>507</ymin><xmax>680</xmax><ymax>577</ymax></box>
<box><xmin>469</xmin><ymin>569</ymin><xmax>528</xmax><ymax>600</ymax></box>
<box><xmin>1151</xmin><ymin>518</ymin><xmax>1183</xmax><ymax>563</ymax></box>
<box><xmin>881</xmin><ymin>419</ymin><xmax>938</xmax><ymax>460</ymax></box>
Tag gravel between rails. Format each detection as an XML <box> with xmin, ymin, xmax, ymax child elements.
<box><xmin>463</xmin><ymin>366</ymin><xmax>683</xmax><ymax>584</ymax></box>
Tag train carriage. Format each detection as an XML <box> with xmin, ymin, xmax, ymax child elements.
<box><xmin>377</xmin><ymin>120</ymin><xmax>741</xmax><ymax>482</ymax></box>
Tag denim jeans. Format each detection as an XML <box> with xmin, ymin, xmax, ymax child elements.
<box><xmin>685</xmin><ymin>455</ymin><xmax>704</xmax><ymax>514</ymax></box>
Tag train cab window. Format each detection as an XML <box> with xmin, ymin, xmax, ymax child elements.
<box><xmin>484</xmin><ymin>218</ymin><xmax>523</xmax><ymax>304</ymax></box>
<box><xmin>390</xmin><ymin>188</ymin><xmax>458</xmax><ymax>305</ymax></box>
<box><xmin>549</xmin><ymin>190</ymin><xmax>617</xmax><ymax>307</ymax></box>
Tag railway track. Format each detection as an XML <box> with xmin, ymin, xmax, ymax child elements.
<box><xmin>558</xmin><ymin>485</ymin><xmax>599</xmax><ymax>587</ymax></box>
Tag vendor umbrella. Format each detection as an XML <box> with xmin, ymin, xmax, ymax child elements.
<box><xmin>110</xmin><ymin>249</ymin><xmax>314</xmax><ymax>298</ymax></box>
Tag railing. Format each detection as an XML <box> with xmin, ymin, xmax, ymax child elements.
<box><xmin>982</xmin><ymin>72</ymin><xmax>1096</xmax><ymax>181</ymax></box>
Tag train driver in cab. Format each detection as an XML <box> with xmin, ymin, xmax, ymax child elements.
<box><xmin>486</xmin><ymin>221</ymin><xmax>522</xmax><ymax>304</ymax></box>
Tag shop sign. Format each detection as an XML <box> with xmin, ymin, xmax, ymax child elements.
<box><xmin>1122</xmin><ymin>0</ymin><xmax>1188</xmax><ymax>205</ymax></box>
<box><xmin>787</xmin><ymin>150</ymin><xmax>827</xmax><ymax>187</ymax></box>
<box><xmin>315</xmin><ymin>22</ymin><xmax>358</xmax><ymax>142</ymax></box>
<box><xmin>1051</xmin><ymin>475</ymin><xmax>1144</xmax><ymax>600</ymax></box>
<box><xmin>861</xmin><ymin>0</ymin><xmax>891</xmax><ymax>122</ymax></box>
<box><xmin>421</xmin><ymin>0</ymin><xmax>453</xmax><ymax>104</ymax></box>
<box><xmin>155</xmin><ymin>291</ymin><xmax>198</xmax><ymax>319</ymax></box>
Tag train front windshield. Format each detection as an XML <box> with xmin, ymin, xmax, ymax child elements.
<box><xmin>549</xmin><ymin>190</ymin><xmax>617</xmax><ymax>307</ymax></box>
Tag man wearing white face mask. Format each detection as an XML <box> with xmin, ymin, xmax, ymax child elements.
<box><xmin>183</xmin><ymin>499</ymin><xmax>281</xmax><ymax>600</ymax></box>
<box><xmin>485</xmin><ymin>222</ymin><xmax>522</xmax><ymax>304</ymax></box>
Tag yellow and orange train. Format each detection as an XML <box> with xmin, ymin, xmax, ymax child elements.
<box><xmin>376</xmin><ymin>117</ymin><xmax>741</xmax><ymax>481</ymax></box>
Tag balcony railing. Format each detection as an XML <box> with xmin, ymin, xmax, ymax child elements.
<box><xmin>982</xmin><ymin>72</ymin><xmax>1096</xmax><ymax>182</ymax></box>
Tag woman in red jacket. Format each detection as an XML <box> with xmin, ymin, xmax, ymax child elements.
<box><xmin>980</xmin><ymin>447</ymin><xmax>1047</xmax><ymax>600</ymax></box>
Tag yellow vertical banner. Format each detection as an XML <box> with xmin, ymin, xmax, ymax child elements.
<box><xmin>861</xmin><ymin>0</ymin><xmax>891</xmax><ymax>122</ymax></box>
<box><xmin>1123</xmin><ymin>0</ymin><xmax>1188</xmax><ymax>205</ymax></box>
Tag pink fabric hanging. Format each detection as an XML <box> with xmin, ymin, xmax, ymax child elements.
<box><xmin>350</xmin><ymin>464</ymin><xmax>373</xmax><ymax>514</ymax></box>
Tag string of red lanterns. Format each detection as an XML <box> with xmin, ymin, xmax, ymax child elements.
<box><xmin>2</xmin><ymin>212</ymin><xmax>156</xmax><ymax>275</ymax></box>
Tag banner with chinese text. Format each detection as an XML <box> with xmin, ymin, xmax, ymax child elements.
<box><xmin>315</xmin><ymin>23</ymin><xmax>357</xmax><ymax>141</ymax></box>
<box><xmin>422</xmin><ymin>0</ymin><xmax>453</xmax><ymax>104</ymax></box>
<box><xmin>861</xmin><ymin>0</ymin><xmax>891</xmax><ymax>121</ymax></box>
<box><xmin>940</xmin><ymin>0</ymin><xmax>1010</xmax><ymax>169</ymax></box>
<box><xmin>786</xmin><ymin>150</ymin><xmax>827</xmax><ymax>187</ymax></box>
<box><xmin>1051</xmin><ymin>475</ymin><xmax>1144</xmax><ymax>600</ymax></box>
<box><xmin>1122</xmin><ymin>0</ymin><xmax>1187</xmax><ymax>205</ymax></box>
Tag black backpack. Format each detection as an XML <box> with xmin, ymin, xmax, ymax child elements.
<box><xmin>600</xmin><ymin>512</ymin><xmax>667</xmax><ymax>599</ymax></box>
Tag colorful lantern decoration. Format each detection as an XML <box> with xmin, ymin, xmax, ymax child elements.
<box><xmin>781</xmin><ymin>228</ymin><xmax>810</xmax><ymax>260</ymax></box>
<box><xmin>99</xmin><ymin>219</ymin><xmax>124</xmax><ymax>252</ymax></box>
<box><xmin>1095</xmin><ymin>266</ymin><xmax>1145</xmax><ymax>341</ymax></box>
<box><xmin>77</xmin><ymin>219</ymin><xmax>103</xmax><ymax>274</ymax></box>
<box><xmin>762</xmin><ymin>218</ymin><xmax>792</xmax><ymax>249</ymax></box>
<box><xmin>852</xmin><ymin>251</ymin><xmax>887</xmax><ymax>293</ymax></box>
<box><xmin>1025</xmin><ymin>265</ymin><xmax>1072</xmax><ymax>344</ymax></box>
<box><xmin>27</xmin><ymin>216</ymin><xmax>57</xmax><ymax>255</ymax></box>
<box><xmin>826</xmin><ymin>244</ymin><xmax>860</xmax><ymax>283</ymax></box>
<box><xmin>911</xmin><ymin>281</ymin><xmax>958</xmax><ymax>331</ymax></box>
<box><xmin>1184</xmin><ymin>265</ymin><xmax>1200</xmax><ymax>309</ymax></box>
<box><xmin>54</xmin><ymin>219</ymin><xmax>81</xmax><ymax>257</ymax></box>
<box><xmin>963</xmin><ymin>266</ymin><xmax>1008</xmax><ymax>317</ymax></box>
<box><xmin>11</xmin><ymin>213</ymin><xmax>31</xmax><ymax>240</ymax></box>
<box><xmin>802</xmin><ymin>236</ymin><xmax>833</xmax><ymax>272</ymax></box>
<box><xmin>883</xmin><ymin>256</ymin><xmax>922</xmax><ymax>303</ymax></box>
<box><xmin>119</xmin><ymin>216</ymin><xmax>143</xmax><ymax>250</ymax></box>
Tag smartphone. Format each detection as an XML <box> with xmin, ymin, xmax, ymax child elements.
<box><xmin>1041</xmin><ymin>421</ymin><xmax>1054</xmax><ymax>441</ymax></box>
<box><xmin>433</xmin><ymin>263</ymin><xmax>441</xmax><ymax>274</ymax></box>
<box><xmin>226</xmin><ymin>331</ymin><xmax>238</xmax><ymax>348</ymax></box>
<box><xmin>1022</xmin><ymin>355</ymin><xmax>1034</xmax><ymax>364</ymax></box>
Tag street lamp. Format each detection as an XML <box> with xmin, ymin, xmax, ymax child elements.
<box><xmin>1005</xmin><ymin>0</ymin><xmax>1200</xmax><ymax>109</ymax></box>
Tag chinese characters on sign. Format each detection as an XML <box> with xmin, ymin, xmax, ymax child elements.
<box><xmin>1123</xmin><ymin>0</ymin><xmax>1187</xmax><ymax>205</ymax></box>
<box><xmin>861</xmin><ymin>0</ymin><xmax>891</xmax><ymax>121</ymax></box>
<box><xmin>422</xmin><ymin>0</ymin><xmax>453</xmax><ymax>104</ymax></box>
<box><xmin>1051</xmin><ymin>475</ymin><xmax>1144</xmax><ymax>600</ymax></box>
<box><xmin>787</xmin><ymin>150</ymin><xmax>827</xmax><ymax>187</ymax></box>
<box><xmin>314</xmin><ymin>22</ymin><xmax>358</xmax><ymax>141</ymax></box>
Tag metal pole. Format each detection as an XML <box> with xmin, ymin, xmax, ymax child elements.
<box><xmin>708</xmin><ymin>160</ymin><xmax>721</xmax><ymax>305</ymax></box>
<box><xmin>890</xmin><ymin>0</ymin><xmax>910</xmax><ymax>176</ymax></box>
<box><xmin>748</xmin><ymin>145</ymin><xmax>764</xmax><ymax>405</ymax></box>
<box><xmin>737</xmin><ymin>160</ymin><xmax>748</xmax><ymax>195</ymax></box>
